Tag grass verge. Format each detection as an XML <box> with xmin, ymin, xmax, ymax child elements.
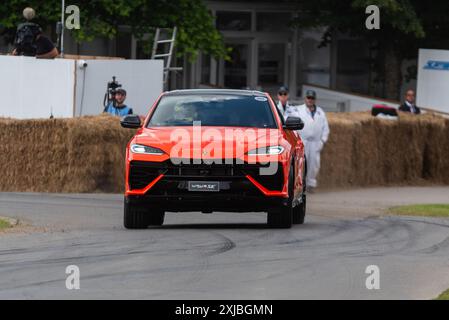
<box><xmin>0</xmin><ymin>218</ymin><xmax>11</xmax><ymax>230</ymax></box>
<box><xmin>389</xmin><ymin>204</ymin><xmax>449</xmax><ymax>217</ymax></box>
<box><xmin>435</xmin><ymin>288</ymin><xmax>449</xmax><ymax>300</ymax></box>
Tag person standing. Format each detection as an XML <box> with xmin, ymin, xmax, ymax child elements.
<box><xmin>398</xmin><ymin>89</ymin><xmax>421</xmax><ymax>114</ymax></box>
<box><xmin>276</xmin><ymin>86</ymin><xmax>293</xmax><ymax>120</ymax></box>
<box><xmin>11</xmin><ymin>7</ymin><xmax>59</xmax><ymax>59</ymax></box>
<box><xmin>103</xmin><ymin>88</ymin><xmax>134</xmax><ymax>116</ymax></box>
<box><xmin>296</xmin><ymin>90</ymin><xmax>330</xmax><ymax>192</ymax></box>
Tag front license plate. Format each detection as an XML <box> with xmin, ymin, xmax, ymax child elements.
<box><xmin>188</xmin><ymin>181</ymin><xmax>220</xmax><ymax>192</ymax></box>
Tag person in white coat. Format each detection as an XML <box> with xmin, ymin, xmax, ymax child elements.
<box><xmin>295</xmin><ymin>90</ymin><xmax>330</xmax><ymax>191</ymax></box>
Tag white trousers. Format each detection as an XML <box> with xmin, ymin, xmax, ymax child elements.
<box><xmin>303</xmin><ymin>140</ymin><xmax>323</xmax><ymax>188</ymax></box>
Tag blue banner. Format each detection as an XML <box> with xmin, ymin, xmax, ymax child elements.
<box><xmin>423</xmin><ymin>60</ymin><xmax>449</xmax><ymax>71</ymax></box>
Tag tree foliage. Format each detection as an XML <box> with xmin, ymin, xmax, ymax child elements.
<box><xmin>292</xmin><ymin>1</ymin><xmax>418</xmax><ymax>96</ymax></box>
<box><xmin>292</xmin><ymin>0</ymin><xmax>424</xmax><ymax>48</ymax></box>
<box><xmin>0</xmin><ymin>0</ymin><xmax>228</xmax><ymax>60</ymax></box>
<box><xmin>290</xmin><ymin>0</ymin><xmax>449</xmax><ymax>98</ymax></box>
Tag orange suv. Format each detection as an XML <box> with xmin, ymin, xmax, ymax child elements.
<box><xmin>120</xmin><ymin>89</ymin><xmax>306</xmax><ymax>228</ymax></box>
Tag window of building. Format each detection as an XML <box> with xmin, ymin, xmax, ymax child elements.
<box><xmin>224</xmin><ymin>43</ymin><xmax>249</xmax><ymax>89</ymax></box>
<box><xmin>216</xmin><ymin>11</ymin><xmax>252</xmax><ymax>31</ymax></box>
<box><xmin>200</xmin><ymin>55</ymin><xmax>218</xmax><ymax>87</ymax></box>
<box><xmin>256</xmin><ymin>12</ymin><xmax>291</xmax><ymax>32</ymax></box>
<box><xmin>201</xmin><ymin>54</ymin><xmax>211</xmax><ymax>84</ymax></box>
<box><xmin>297</xmin><ymin>30</ymin><xmax>331</xmax><ymax>90</ymax></box>
<box><xmin>258</xmin><ymin>43</ymin><xmax>285</xmax><ymax>92</ymax></box>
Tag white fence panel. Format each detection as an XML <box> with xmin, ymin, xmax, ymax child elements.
<box><xmin>417</xmin><ymin>49</ymin><xmax>449</xmax><ymax>114</ymax></box>
<box><xmin>1</xmin><ymin>56</ymin><xmax>75</xmax><ymax>118</ymax></box>
<box><xmin>0</xmin><ymin>55</ymin><xmax>164</xmax><ymax>119</ymax></box>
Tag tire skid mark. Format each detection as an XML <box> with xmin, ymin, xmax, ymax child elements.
<box><xmin>0</xmin><ymin>233</ymin><xmax>161</xmax><ymax>270</ymax></box>
<box><xmin>0</xmin><ymin>234</ymin><xmax>205</xmax><ymax>292</ymax></box>
<box><xmin>277</xmin><ymin>219</ymin><xmax>387</xmax><ymax>250</ymax></box>
<box><xmin>379</xmin><ymin>217</ymin><xmax>449</xmax><ymax>256</ymax></box>
<box><xmin>329</xmin><ymin>218</ymin><xmax>415</xmax><ymax>257</ymax></box>
<box><xmin>394</xmin><ymin>217</ymin><xmax>449</xmax><ymax>229</ymax></box>
<box><xmin>178</xmin><ymin>232</ymin><xmax>237</xmax><ymax>289</ymax></box>
<box><xmin>0</xmin><ymin>248</ymin><xmax>29</xmax><ymax>255</ymax></box>
<box><xmin>380</xmin><ymin>218</ymin><xmax>417</xmax><ymax>253</ymax></box>
<box><xmin>171</xmin><ymin>232</ymin><xmax>238</xmax><ymax>291</ymax></box>
<box><xmin>0</xmin><ymin>238</ymin><xmax>124</xmax><ymax>257</ymax></box>
<box><xmin>202</xmin><ymin>232</ymin><xmax>236</xmax><ymax>257</ymax></box>
<box><xmin>0</xmin><ymin>249</ymin><xmax>155</xmax><ymax>269</ymax></box>
<box><xmin>0</xmin><ymin>261</ymin><xmax>213</xmax><ymax>292</ymax></box>
<box><xmin>420</xmin><ymin>235</ymin><xmax>449</xmax><ymax>254</ymax></box>
<box><xmin>265</xmin><ymin>218</ymin><xmax>416</xmax><ymax>258</ymax></box>
<box><xmin>280</xmin><ymin>221</ymin><xmax>364</xmax><ymax>246</ymax></box>
<box><xmin>183</xmin><ymin>248</ymin><xmax>209</xmax><ymax>287</ymax></box>
<box><xmin>248</xmin><ymin>221</ymin><xmax>347</xmax><ymax>250</ymax></box>
<box><xmin>340</xmin><ymin>218</ymin><xmax>409</xmax><ymax>255</ymax></box>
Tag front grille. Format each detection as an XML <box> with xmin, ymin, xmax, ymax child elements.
<box><xmin>128</xmin><ymin>162</ymin><xmax>165</xmax><ymax>190</ymax></box>
<box><xmin>129</xmin><ymin>159</ymin><xmax>284</xmax><ymax>191</ymax></box>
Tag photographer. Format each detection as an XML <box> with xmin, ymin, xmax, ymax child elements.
<box><xmin>11</xmin><ymin>8</ymin><xmax>59</xmax><ymax>59</ymax></box>
<box><xmin>103</xmin><ymin>88</ymin><xmax>134</xmax><ymax>116</ymax></box>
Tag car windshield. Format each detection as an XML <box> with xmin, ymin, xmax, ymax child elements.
<box><xmin>147</xmin><ymin>94</ymin><xmax>277</xmax><ymax>128</ymax></box>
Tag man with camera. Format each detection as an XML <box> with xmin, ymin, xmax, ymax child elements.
<box><xmin>103</xmin><ymin>88</ymin><xmax>134</xmax><ymax>116</ymax></box>
<box><xmin>11</xmin><ymin>7</ymin><xmax>59</xmax><ymax>59</ymax></box>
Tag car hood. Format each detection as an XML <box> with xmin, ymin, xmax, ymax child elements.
<box><xmin>135</xmin><ymin>126</ymin><xmax>283</xmax><ymax>158</ymax></box>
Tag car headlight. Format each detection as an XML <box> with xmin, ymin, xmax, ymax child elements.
<box><xmin>130</xmin><ymin>144</ymin><xmax>165</xmax><ymax>155</ymax></box>
<box><xmin>247</xmin><ymin>146</ymin><xmax>284</xmax><ymax>155</ymax></box>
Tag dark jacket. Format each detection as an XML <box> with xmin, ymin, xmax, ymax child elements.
<box><xmin>398</xmin><ymin>102</ymin><xmax>421</xmax><ymax>114</ymax></box>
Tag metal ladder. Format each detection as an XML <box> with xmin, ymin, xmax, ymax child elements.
<box><xmin>151</xmin><ymin>27</ymin><xmax>182</xmax><ymax>86</ymax></box>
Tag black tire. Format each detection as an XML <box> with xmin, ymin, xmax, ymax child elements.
<box><xmin>147</xmin><ymin>210</ymin><xmax>165</xmax><ymax>226</ymax></box>
<box><xmin>124</xmin><ymin>198</ymin><xmax>164</xmax><ymax>229</ymax></box>
<box><xmin>293</xmin><ymin>166</ymin><xmax>307</xmax><ymax>224</ymax></box>
<box><xmin>293</xmin><ymin>193</ymin><xmax>306</xmax><ymax>224</ymax></box>
<box><xmin>267</xmin><ymin>165</ymin><xmax>293</xmax><ymax>228</ymax></box>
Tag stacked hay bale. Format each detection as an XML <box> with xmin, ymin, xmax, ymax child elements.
<box><xmin>320</xmin><ymin>112</ymin><xmax>449</xmax><ymax>188</ymax></box>
<box><xmin>0</xmin><ymin>115</ymin><xmax>134</xmax><ymax>193</ymax></box>
<box><xmin>0</xmin><ymin>112</ymin><xmax>448</xmax><ymax>193</ymax></box>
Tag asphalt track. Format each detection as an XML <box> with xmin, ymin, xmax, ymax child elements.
<box><xmin>0</xmin><ymin>187</ymin><xmax>448</xmax><ymax>299</ymax></box>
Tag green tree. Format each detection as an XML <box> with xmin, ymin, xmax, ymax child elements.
<box><xmin>291</xmin><ymin>0</ymin><xmax>426</xmax><ymax>99</ymax></box>
<box><xmin>0</xmin><ymin>0</ymin><xmax>228</xmax><ymax>60</ymax></box>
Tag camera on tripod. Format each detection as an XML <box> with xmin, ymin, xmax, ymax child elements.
<box><xmin>103</xmin><ymin>76</ymin><xmax>122</xmax><ymax>108</ymax></box>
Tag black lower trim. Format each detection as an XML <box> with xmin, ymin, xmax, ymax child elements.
<box><xmin>126</xmin><ymin>194</ymin><xmax>289</xmax><ymax>213</ymax></box>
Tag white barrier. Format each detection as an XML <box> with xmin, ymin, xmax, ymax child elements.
<box><xmin>74</xmin><ymin>59</ymin><xmax>163</xmax><ymax>116</ymax></box>
<box><xmin>417</xmin><ymin>49</ymin><xmax>449</xmax><ymax>114</ymax></box>
<box><xmin>1</xmin><ymin>56</ymin><xmax>75</xmax><ymax>118</ymax></box>
<box><xmin>0</xmin><ymin>55</ymin><xmax>163</xmax><ymax>119</ymax></box>
<box><xmin>301</xmin><ymin>84</ymin><xmax>399</xmax><ymax>112</ymax></box>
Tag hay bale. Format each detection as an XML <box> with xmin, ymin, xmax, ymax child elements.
<box><xmin>0</xmin><ymin>112</ymin><xmax>448</xmax><ymax>193</ymax></box>
<box><xmin>319</xmin><ymin>111</ymin><xmax>449</xmax><ymax>188</ymax></box>
<box><xmin>0</xmin><ymin>115</ymin><xmax>134</xmax><ymax>193</ymax></box>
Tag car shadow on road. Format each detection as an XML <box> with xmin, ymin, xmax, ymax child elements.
<box><xmin>152</xmin><ymin>223</ymin><xmax>270</xmax><ymax>230</ymax></box>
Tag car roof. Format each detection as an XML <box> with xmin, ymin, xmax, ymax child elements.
<box><xmin>164</xmin><ymin>89</ymin><xmax>267</xmax><ymax>97</ymax></box>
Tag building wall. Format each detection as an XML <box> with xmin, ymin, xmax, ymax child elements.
<box><xmin>199</xmin><ymin>1</ymin><xmax>301</xmax><ymax>97</ymax></box>
<box><xmin>297</xmin><ymin>28</ymin><xmax>331</xmax><ymax>95</ymax></box>
<box><xmin>198</xmin><ymin>1</ymin><xmax>372</xmax><ymax>98</ymax></box>
<box><xmin>0</xmin><ymin>1</ymin><xmax>376</xmax><ymax>99</ymax></box>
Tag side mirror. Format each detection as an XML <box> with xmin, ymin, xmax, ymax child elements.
<box><xmin>284</xmin><ymin>116</ymin><xmax>304</xmax><ymax>131</ymax></box>
<box><xmin>120</xmin><ymin>115</ymin><xmax>141</xmax><ymax>129</ymax></box>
